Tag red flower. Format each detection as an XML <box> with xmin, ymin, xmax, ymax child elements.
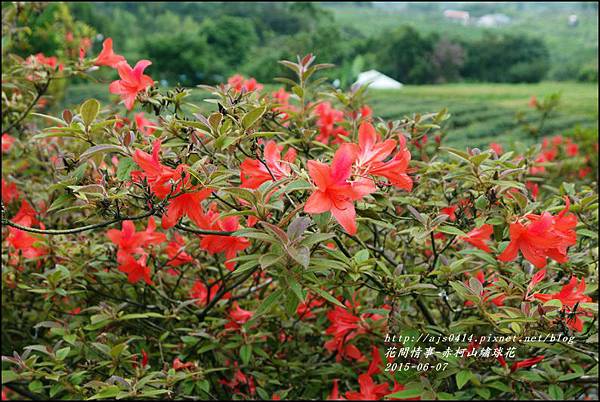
<box><xmin>367</xmin><ymin>345</ymin><xmax>382</xmax><ymax>375</ymax></box>
<box><xmin>565</xmin><ymin>141</ymin><xmax>579</xmax><ymax>157</ymax></box>
<box><xmin>528</xmin><ymin>96</ymin><xmax>538</xmax><ymax>108</ymax></box>
<box><xmin>6</xmin><ymin>201</ymin><xmax>47</xmax><ymax>259</ymax></box>
<box><xmin>117</xmin><ymin>254</ymin><xmax>153</xmax><ymax>285</ymax></box>
<box><xmin>27</xmin><ymin>53</ymin><xmax>61</xmax><ymax>69</ymax></box>
<box><xmin>166</xmin><ymin>233</ymin><xmax>193</xmax><ymax>267</ymax></box>
<box><xmin>460</xmin><ymin>224</ymin><xmax>493</xmax><ymax>252</ymax></box>
<box><xmin>324</xmin><ymin>302</ymin><xmax>368</xmax><ymax>362</ymax></box>
<box><xmin>192</xmin><ymin>205</ymin><xmax>250</xmax><ymax>270</ymax></box>
<box><xmin>498</xmin><ymin>198</ymin><xmax>577</xmax><ymax>268</ymax></box>
<box><xmin>189</xmin><ymin>281</ymin><xmax>230</xmax><ymax>307</ymax></box>
<box><xmin>2</xmin><ymin>178</ymin><xmax>19</xmax><ymax>204</ymax></box>
<box><xmin>94</xmin><ymin>38</ymin><xmax>126</xmax><ymax>68</ymax></box>
<box><xmin>173</xmin><ymin>357</ymin><xmax>196</xmax><ymax>371</ymax></box>
<box><xmin>296</xmin><ymin>294</ymin><xmax>325</xmax><ymax>320</ymax></box>
<box><xmin>135</xmin><ymin>112</ymin><xmax>156</xmax><ymax>136</ymax></box>
<box><xmin>344</xmin><ymin>374</ymin><xmax>389</xmax><ymax>400</ymax></box>
<box><xmin>304</xmin><ymin>143</ymin><xmax>375</xmax><ymax>235</ymax></box>
<box><xmin>328</xmin><ymin>379</ymin><xmax>345</xmax><ymax>400</ymax></box>
<box><xmin>227</xmin><ymin>74</ymin><xmax>262</xmax><ymax>92</ymax></box>
<box><xmin>240</xmin><ymin>140</ymin><xmax>297</xmax><ymax>189</ymax></box>
<box><xmin>132</xmin><ymin>140</ymin><xmax>212</xmax><ymax>229</ymax></box>
<box><xmin>441</xmin><ymin>205</ymin><xmax>458</xmax><ymax>222</ymax></box>
<box><xmin>219</xmin><ymin>361</ymin><xmax>256</xmax><ymax>396</ymax></box>
<box><xmin>2</xmin><ymin>133</ymin><xmax>15</xmax><ymax>153</ymax></box>
<box><xmin>6</xmin><ymin>227</ymin><xmax>48</xmax><ymax>259</ymax></box>
<box><xmin>106</xmin><ymin>220</ymin><xmax>160</xmax><ymax>261</ymax></box>
<box><xmin>314</xmin><ymin>102</ymin><xmax>347</xmax><ymax>144</ymax></box>
<box><xmin>526</xmin><ymin>181</ymin><xmax>539</xmax><ymax>200</ymax></box>
<box><xmin>510</xmin><ymin>356</ymin><xmax>544</xmax><ymax>372</ymax></box>
<box><xmin>489</xmin><ymin>142</ymin><xmax>503</xmax><ymax>155</ymax></box>
<box><xmin>141</xmin><ymin>349</ymin><xmax>149</xmax><ymax>368</ymax></box>
<box><xmin>161</xmin><ymin>189</ymin><xmax>212</xmax><ymax>230</ymax></box>
<box><xmin>224</xmin><ymin>302</ymin><xmax>254</xmax><ymax>331</ymax></box>
<box><xmin>355</xmin><ymin>122</ymin><xmax>413</xmax><ymax>191</ymax></box>
<box><xmin>109</xmin><ymin>60</ymin><xmax>154</xmax><ymax>110</ymax></box>
<box><xmin>525</xmin><ymin>269</ymin><xmax>547</xmax><ymax>300</ymax></box>
<box><xmin>534</xmin><ymin>276</ymin><xmax>592</xmax><ymax>307</ymax></box>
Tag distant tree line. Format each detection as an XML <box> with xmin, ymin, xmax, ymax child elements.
<box><xmin>62</xmin><ymin>2</ymin><xmax>594</xmax><ymax>86</ymax></box>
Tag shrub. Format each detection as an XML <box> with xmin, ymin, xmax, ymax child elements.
<box><xmin>2</xmin><ymin>11</ymin><xmax>598</xmax><ymax>402</ymax></box>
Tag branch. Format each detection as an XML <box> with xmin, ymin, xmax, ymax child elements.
<box><xmin>174</xmin><ymin>223</ymin><xmax>235</xmax><ymax>236</ymax></box>
<box><xmin>2</xmin><ymin>210</ymin><xmax>154</xmax><ymax>235</ymax></box>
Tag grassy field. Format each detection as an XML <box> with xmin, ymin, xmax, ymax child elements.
<box><xmin>60</xmin><ymin>81</ymin><xmax>598</xmax><ymax>149</ymax></box>
<box><xmin>365</xmin><ymin>82</ymin><xmax>598</xmax><ymax>148</ymax></box>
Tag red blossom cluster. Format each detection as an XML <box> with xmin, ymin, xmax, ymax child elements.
<box><xmin>227</xmin><ymin>74</ymin><xmax>263</xmax><ymax>93</ymax></box>
<box><xmin>498</xmin><ymin>197</ymin><xmax>577</xmax><ymax>268</ymax></box>
<box><xmin>304</xmin><ymin>122</ymin><xmax>413</xmax><ymax>234</ymax></box>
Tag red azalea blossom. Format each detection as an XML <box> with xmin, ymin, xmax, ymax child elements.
<box><xmin>304</xmin><ymin>143</ymin><xmax>375</xmax><ymax>235</ymax></box>
<box><xmin>173</xmin><ymin>357</ymin><xmax>196</xmax><ymax>371</ymax></box>
<box><xmin>441</xmin><ymin>205</ymin><xmax>458</xmax><ymax>222</ymax></box>
<box><xmin>94</xmin><ymin>38</ymin><xmax>126</xmax><ymax>68</ymax></box>
<box><xmin>240</xmin><ymin>140</ymin><xmax>297</xmax><ymax>189</ymax></box>
<box><xmin>328</xmin><ymin>379</ymin><xmax>345</xmax><ymax>400</ymax></box>
<box><xmin>191</xmin><ymin>205</ymin><xmax>250</xmax><ymax>270</ymax></box>
<box><xmin>190</xmin><ymin>280</ymin><xmax>230</xmax><ymax>307</ymax></box>
<box><xmin>565</xmin><ymin>141</ymin><xmax>579</xmax><ymax>157</ymax></box>
<box><xmin>224</xmin><ymin>302</ymin><xmax>254</xmax><ymax>331</ymax></box>
<box><xmin>296</xmin><ymin>294</ymin><xmax>325</xmax><ymax>320</ymax></box>
<box><xmin>27</xmin><ymin>53</ymin><xmax>61</xmax><ymax>70</ymax></box>
<box><xmin>355</xmin><ymin>122</ymin><xmax>413</xmax><ymax>191</ymax></box>
<box><xmin>534</xmin><ymin>276</ymin><xmax>592</xmax><ymax>332</ymax></box>
<box><xmin>227</xmin><ymin>74</ymin><xmax>263</xmax><ymax>92</ymax></box>
<box><xmin>460</xmin><ymin>224</ymin><xmax>493</xmax><ymax>252</ymax></box>
<box><xmin>107</xmin><ymin>219</ymin><xmax>164</xmax><ymax>261</ymax></box>
<box><xmin>166</xmin><ymin>233</ymin><xmax>193</xmax><ymax>267</ymax></box>
<box><xmin>117</xmin><ymin>254</ymin><xmax>153</xmax><ymax>285</ymax></box>
<box><xmin>2</xmin><ymin>133</ymin><xmax>15</xmax><ymax>153</ymax></box>
<box><xmin>489</xmin><ymin>142</ymin><xmax>504</xmax><ymax>155</ymax></box>
<box><xmin>109</xmin><ymin>60</ymin><xmax>154</xmax><ymax>110</ymax></box>
<box><xmin>135</xmin><ymin>112</ymin><xmax>156</xmax><ymax>136</ymax></box>
<box><xmin>219</xmin><ymin>361</ymin><xmax>256</xmax><ymax>396</ymax></box>
<box><xmin>510</xmin><ymin>356</ymin><xmax>545</xmax><ymax>372</ymax></box>
<box><xmin>498</xmin><ymin>198</ymin><xmax>577</xmax><ymax>268</ymax></box>
<box><xmin>131</xmin><ymin>140</ymin><xmax>212</xmax><ymax>229</ymax></box>
<box><xmin>2</xmin><ymin>178</ymin><xmax>19</xmax><ymax>204</ymax></box>
<box><xmin>526</xmin><ymin>181</ymin><xmax>539</xmax><ymax>200</ymax></box>
<box><xmin>141</xmin><ymin>349</ymin><xmax>149</xmax><ymax>368</ymax></box>
<box><xmin>344</xmin><ymin>374</ymin><xmax>389</xmax><ymax>400</ymax></box>
<box><xmin>324</xmin><ymin>302</ymin><xmax>368</xmax><ymax>362</ymax></box>
<box><xmin>314</xmin><ymin>102</ymin><xmax>348</xmax><ymax>144</ymax></box>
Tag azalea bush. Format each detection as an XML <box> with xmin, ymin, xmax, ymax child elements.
<box><xmin>2</xmin><ymin>24</ymin><xmax>599</xmax><ymax>402</ymax></box>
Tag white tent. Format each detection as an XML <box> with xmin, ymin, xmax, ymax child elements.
<box><xmin>353</xmin><ymin>70</ymin><xmax>403</xmax><ymax>90</ymax></box>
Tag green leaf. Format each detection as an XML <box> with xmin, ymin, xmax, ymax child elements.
<box><xmin>385</xmin><ymin>388</ymin><xmax>422</xmax><ymax>399</ymax></box>
<box><xmin>116</xmin><ymin>157</ymin><xmax>139</xmax><ymax>181</ymax></box>
<box><xmin>437</xmin><ymin>225</ymin><xmax>467</xmax><ymax>236</ymax></box>
<box><xmin>55</xmin><ymin>346</ymin><xmax>71</xmax><ymax>361</ymax></box>
<box><xmin>252</xmin><ymin>289</ymin><xmax>284</xmax><ymax>319</ymax></box>
<box><xmin>80</xmin><ymin>99</ymin><xmax>100</xmax><ymax>126</ymax></box>
<box><xmin>456</xmin><ymin>369</ymin><xmax>472</xmax><ymax>390</ymax></box>
<box><xmin>1</xmin><ymin>370</ymin><xmax>18</xmax><ymax>384</ymax></box>
<box><xmin>548</xmin><ymin>384</ymin><xmax>564</xmax><ymax>400</ymax></box>
<box><xmin>242</xmin><ymin>106</ymin><xmax>266</xmax><ymax>129</ymax></box>
<box><xmin>240</xmin><ymin>344</ymin><xmax>252</xmax><ymax>365</ymax></box>
<box><xmin>308</xmin><ymin>286</ymin><xmax>346</xmax><ymax>309</ymax></box>
<box><xmin>79</xmin><ymin>144</ymin><xmax>125</xmax><ymax>161</ymax></box>
<box><xmin>87</xmin><ymin>386</ymin><xmax>121</xmax><ymax>400</ymax></box>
